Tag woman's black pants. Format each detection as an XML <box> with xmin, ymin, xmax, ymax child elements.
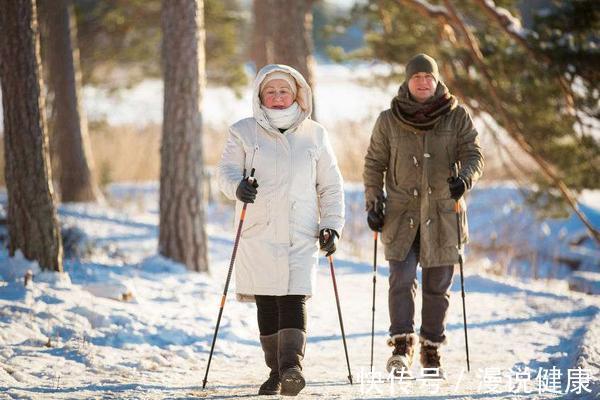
<box><xmin>255</xmin><ymin>295</ymin><xmax>307</xmax><ymax>336</ymax></box>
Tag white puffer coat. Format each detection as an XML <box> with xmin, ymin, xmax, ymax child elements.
<box><xmin>217</xmin><ymin>64</ymin><xmax>345</xmax><ymax>300</ymax></box>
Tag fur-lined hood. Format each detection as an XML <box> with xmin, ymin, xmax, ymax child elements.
<box><xmin>252</xmin><ymin>64</ymin><xmax>312</xmax><ymax>134</ymax></box>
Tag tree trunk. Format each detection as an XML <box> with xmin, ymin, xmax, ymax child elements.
<box><xmin>159</xmin><ymin>0</ymin><xmax>209</xmax><ymax>272</ymax></box>
<box><xmin>38</xmin><ymin>0</ymin><xmax>102</xmax><ymax>203</ymax></box>
<box><xmin>252</xmin><ymin>0</ymin><xmax>317</xmax><ymax>119</ymax></box>
<box><xmin>0</xmin><ymin>0</ymin><xmax>63</xmax><ymax>271</ymax></box>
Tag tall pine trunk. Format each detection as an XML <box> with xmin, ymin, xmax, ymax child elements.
<box><xmin>252</xmin><ymin>0</ymin><xmax>317</xmax><ymax>119</ymax></box>
<box><xmin>0</xmin><ymin>0</ymin><xmax>63</xmax><ymax>271</ymax></box>
<box><xmin>159</xmin><ymin>0</ymin><xmax>209</xmax><ymax>272</ymax></box>
<box><xmin>38</xmin><ymin>0</ymin><xmax>102</xmax><ymax>203</ymax></box>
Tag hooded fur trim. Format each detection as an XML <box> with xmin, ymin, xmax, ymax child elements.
<box><xmin>259</xmin><ymin>71</ymin><xmax>297</xmax><ymax>97</ymax></box>
<box><xmin>253</xmin><ymin>64</ymin><xmax>312</xmax><ymax>134</ymax></box>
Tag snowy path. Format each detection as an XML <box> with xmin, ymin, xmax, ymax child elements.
<box><xmin>195</xmin><ymin>254</ymin><xmax>600</xmax><ymax>399</ymax></box>
<box><xmin>1</xmin><ymin>196</ymin><xmax>599</xmax><ymax>399</ymax></box>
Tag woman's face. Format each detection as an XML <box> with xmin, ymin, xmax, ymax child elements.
<box><xmin>260</xmin><ymin>79</ymin><xmax>294</xmax><ymax>109</ymax></box>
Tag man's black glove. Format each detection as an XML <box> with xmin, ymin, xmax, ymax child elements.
<box><xmin>447</xmin><ymin>175</ymin><xmax>466</xmax><ymax>201</ymax></box>
<box><xmin>367</xmin><ymin>209</ymin><xmax>384</xmax><ymax>232</ymax></box>
<box><xmin>236</xmin><ymin>177</ymin><xmax>259</xmax><ymax>203</ymax></box>
<box><xmin>365</xmin><ymin>188</ymin><xmax>385</xmax><ymax>232</ymax></box>
<box><xmin>319</xmin><ymin>229</ymin><xmax>339</xmax><ymax>257</ymax></box>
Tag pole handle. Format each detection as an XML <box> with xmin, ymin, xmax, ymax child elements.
<box><xmin>450</xmin><ymin>162</ymin><xmax>459</xmax><ymax>179</ymax></box>
<box><xmin>247</xmin><ymin>168</ymin><xmax>256</xmax><ymax>184</ymax></box>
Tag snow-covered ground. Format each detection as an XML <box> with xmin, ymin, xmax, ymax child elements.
<box><xmin>0</xmin><ymin>183</ymin><xmax>598</xmax><ymax>399</ymax></box>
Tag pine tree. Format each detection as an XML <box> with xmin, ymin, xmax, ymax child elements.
<box><xmin>252</xmin><ymin>0</ymin><xmax>317</xmax><ymax>118</ymax></box>
<box><xmin>38</xmin><ymin>0</ymin><xmax>103</xmax><ymax>203</ymax></box>
<box><xmin>159</xmin><ymin>0</ymin><xmax>209</xmax><ymax>272</ymax></box>
<box><xmin>0</xmin><ymin>0</ymin><xmax>64</xmax><ymax>271</ymax></box>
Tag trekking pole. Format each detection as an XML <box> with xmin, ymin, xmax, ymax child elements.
<box><xmin>450</xmin><ymin>162</ymin><xmax>471</xmax><ymax>372</ymax></box>
<box><xmin>370</xmin><ymin>231</ymin><xmax>378</xmax><ymax>372</ymax></box>
<box><xmin>327</xmin><ymin>254</ymin><xmax>353</xmax><ymax>384</ymax></box>
<box><xmin>203</xmin><ymin>168</ymin><xmax>255</xmax><ymax>389</ymax></box>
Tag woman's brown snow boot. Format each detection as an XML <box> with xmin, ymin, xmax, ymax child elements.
<box><xmin>278</xmin><ymin>328</ymin><xmax>306</xmax><ymax>396</ymax></box>
<box><xmin>258</xmin><ymin>333</ymin><xmax>281</xmax><ymax>395</ymax></box>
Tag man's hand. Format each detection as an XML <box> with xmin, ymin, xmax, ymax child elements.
<box><xmin>365</xmin><ymin>187</ymin><xmax>385</xmax><ymax>232</ymax></box>
<box><xmin>367</xmin><ymin>209</ymin><xmax>384</xmax><ymax>232</ymax></box>
<box><xmin>447</xmin><ymin>175</ymin><xmax>466</xmax><ymax>201</ymax></box>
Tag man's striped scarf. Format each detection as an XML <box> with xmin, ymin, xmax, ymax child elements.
<box><xmin>390</xmin><ymin>81</ymin><xmax>458</xmax><ymax>133</ymax></box>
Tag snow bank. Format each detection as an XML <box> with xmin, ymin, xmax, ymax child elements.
<box><xmin>569</xmin><ymin>271</ymin><xmax>600</xmax><ymax>295</ymax></box>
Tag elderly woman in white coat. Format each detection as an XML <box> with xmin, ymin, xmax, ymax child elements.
<box><xmin>217</xmin><ymin>64</ymin><xmax>345</xmax><ymax>396</ymax></box>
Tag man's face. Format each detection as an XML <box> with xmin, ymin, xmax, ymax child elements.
<box><xmin>408</xmin><ymin>72</ymin><xmax>437</xmax><ymax>103</ymax></box>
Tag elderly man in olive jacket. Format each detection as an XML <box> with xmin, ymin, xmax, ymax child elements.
<box><xmin>363</xmin><ymin>53</ymin><xmax>483</xmax><ymax>377</ymax></box>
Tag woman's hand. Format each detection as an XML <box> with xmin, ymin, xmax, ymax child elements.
<box><xmin>319</xmin><ymin>229</ymin><xmax>339</xmax><ymax>257</ymax></box>
<box><xmin>236</xmin><ymin>177</ymin><xmax>259</xmax><ymax>203</ymax></box>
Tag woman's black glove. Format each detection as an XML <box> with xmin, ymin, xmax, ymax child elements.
<box><xmin>447</xmin><ymin>175</ymin><xmax>466</xmax><ymax>201</ymax></box>
<box><xmin>319</xmin><ymin>229</ymin><xmax>339</xmax><ymax>257</ymax></box>
<box><xmin>236</xmin><ymin>177</ymin><xmax>259</xmax><ymax>203</ymax></box>
<box><xmin>367</xmin><ymin>209</ymin><xmax>384</xmax><ymax>232</ymax></box>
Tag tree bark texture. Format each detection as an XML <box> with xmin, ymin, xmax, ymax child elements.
<box><xmin>252</xmin><ymin>0</ymin><xmax>317</xmax><ymax>119</ymax></box>
<box><xmin>38</xmin><ymin>0</ymin><xmax>102</xmax><ymax>203</ymax></box>
<box><xmin>0</xmin><ymin>0</ymin><xmax>63</xmax><ymax>271</ymax></box>
<box><xmin>160</xmin><ymin>0</ymin><xmax>209</xmax><ymax>272</ymax></box>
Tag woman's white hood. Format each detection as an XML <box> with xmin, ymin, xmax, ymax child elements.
<box><xmin>252</xmin><ymin>64</ymin><xmax>312</xmax><ymax>133</ymax></box>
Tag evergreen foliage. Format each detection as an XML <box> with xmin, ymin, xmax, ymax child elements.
<box><xmin>74</xmin><ymin>0</ymin><xmax>248</xmax><ymax>91</ymax></box>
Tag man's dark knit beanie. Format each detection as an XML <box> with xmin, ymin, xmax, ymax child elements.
<box><xmin>405</xmin><ymin>53</ymin><xmax>439</xmax><ymax>81</ymax></box>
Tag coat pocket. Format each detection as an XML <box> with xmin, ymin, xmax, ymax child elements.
<box><xmin>436</xmin><ymin>198</ymin><xmax>468</xmax><ymax>248</ymax></box>
<box><xmin>434</xmin><ymin>128</ymin><xmax>457</xmax><ymax>168</ymax></box>
<box><xmin>388</xmin><ymin>134</ymin><xmax>415</xmax><ymax>189</ymax></box>
<box><xmin>240</xmin><ymin>200</ymin><xmax>270</xmax><ymax>238</ymax></box>
<box><xmin>381</xmin><ymin>206</ymin><xmax>408</xmax><ymax>245</ymax></box>
<box><xmin>386</xmin><ymin>135</ymin><xmax>399</xmax><ymax>187</ymax></box>
<box><xmin>292</xmin><ymin>200</ymin><xmax>319</xmax><ymax>239</ymax></box>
